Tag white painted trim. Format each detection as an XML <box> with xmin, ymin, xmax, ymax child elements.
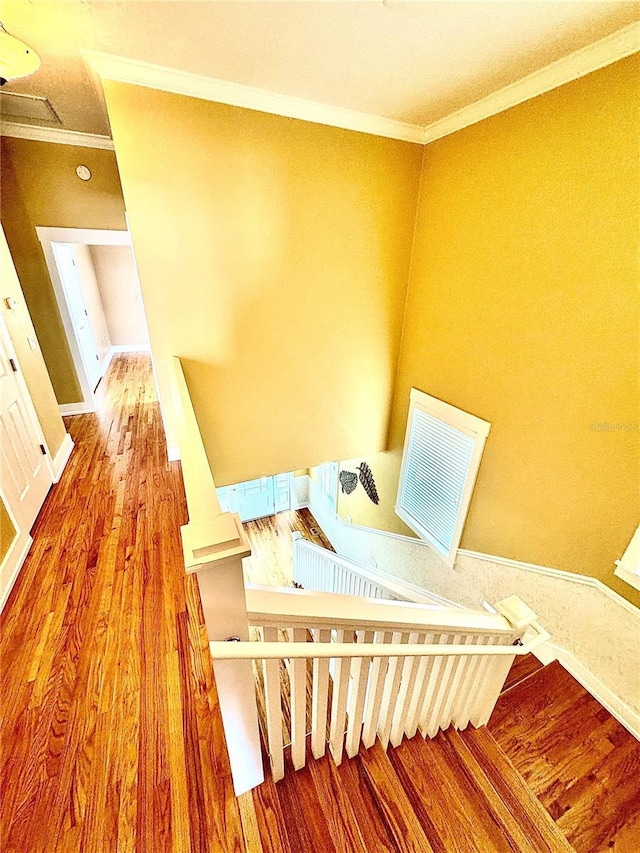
<box><xmin>101</xmin><ymin>344</ymin><xmax>151</xmax><ymax>375</ymax></box>
<box><xmin>613</xmin><ymin>525</ymin><xmax>640</xmax><ymax>592</ymax></box>
<box><xmin>614</xmin><ymin>565</ymin><xmax>640</xmax><ymax>593</ymax></box>
<box><xmin>459</xmin><ymin>548</ymin><xmax>640</xmax><ymax>618</ymax></box>
<box><xmin>101</xmin><ymin>348</ymin><xmax>115</xmax><ymax>373</ymax></box>
<box><xmin>0</xmin><ymin>120</ymin><xmax>114</xmax><ymax>150</ymax></box>
<box><xmin>110</xmin><ymin>344</ymin><xmax>150</xmax><ymax>353</ymax></box>
<box><xmin>3</xmin><ymin>24</ymin><xmax>636</xmax><ymax>153</ymax></box>
<box><xmin>59</xmin><ymin>401</ymin><xmax>94</xmax><ymax>416</ymax></box>
<box><xmin>167</xmin><ymin>446</ymin><xmax>181</xmax><ymax>463</ymax></box>
<box><xmin>534</xmin><ymin>642</ymin><xmax>640</xmax><ymax>741</ymax></box>
<box><xmin>35</xmin><ymin>226</ymin><xmax>131</xmax><ymax>247</ymax></box>
<box><xmin>50</xmin><ymin>433</ymin><xmax>74</xmax><ymax>483</ymax></box>
<box><xmin>37</xmin><ymin>238</ymin><xmax>98</xmax><ymax>410</ymax></box>
<box><xmin>83</xmin><ymin>49</ymin><xmax>425</xmax><ymax>144</ymax></box>
<box><xmin>423</xmin><ymin>22</ymin><xmax>640</xmax><ymax>144</ymax></box>
<box><xmin>0</xmin><ymin>531</ymin><xmax>32</xmax><ymax>613</ymax></box>
<box><xmin>36</xmin><ymin>227</ymin><xmax>134</xmax><ymax>414</ymax></box>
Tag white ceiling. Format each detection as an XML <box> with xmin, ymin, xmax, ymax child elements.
<box><xmin>1</xmin><ymin>1</ymin><xmax>639</xmax><ymax>138</ymax></box>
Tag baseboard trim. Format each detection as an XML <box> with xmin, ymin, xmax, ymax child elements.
<box><xmin>50</xmin><ymin>433</ymin><xmax>74</xmax><ymax>483</ymax></box>
<box><xmin>102</xmin><ymin>345</ymin><xmax>150</xmax><ymax>374</ymax></box>
<box><xmin>0</xmin><ymin>532</ymin><xmax>33</xmax><ymax>613</ymax></box>
<box><xmin>110</xmin><ymin>344</ymin><xmax>150</xmax><ymax>353</ymax></box>
<box><xmin>167</xmin><ymin>446</ymin><xmax>181</xmax><ymax>463</ymax></box>
<box><xmin>59</xmin><ymin>402</ymin><xmax>95</xmax><ymax>416</ymax></box>
<box><xmin>534</xmin><ymin>642</ymin><xmax>640</xmax><ymax>741</ymax></box>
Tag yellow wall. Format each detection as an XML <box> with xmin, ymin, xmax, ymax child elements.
<box><xmin>103</xmin><ymin>82</ymin><xmax>423</xmax><ymax>485</ymax></box>
<box><xmin>0</xmin><ymin>496</ymin><xmax>17</xmax><ymax>563</ymax></box>
<box><xmin>379</xmin><ymin>55</ymin><xmax>638</xmax><ymax>605</ymax></box>
<box><xmin>0</xmin><ymin>224</ymin><xmax>67</xmax><ymax>455</ymax></box>
<box><xmin>0</xmin><ymin>137</ymin><xmax>127</xmax><ymax>403</ymax></box>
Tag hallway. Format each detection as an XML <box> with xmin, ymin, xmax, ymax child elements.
<box><xmin>0</xmin><ymin>355</ymin><xmax>245</xmax><ymax>852</ymax></box>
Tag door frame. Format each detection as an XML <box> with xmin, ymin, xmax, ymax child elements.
<box><xmin>36</xmin><ymin>226</ymin><xmax>133</xmax><ymax>414</ymax></box>
<box><xmin>51</xmin><ymin>241</ymin><xmax>103</xmax><ymax>395</ymax></box>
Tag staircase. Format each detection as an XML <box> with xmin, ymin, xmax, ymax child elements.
<box><xmin>243</xmin><ymin>656</ymin><xmax>575</xmax><ymax>852</ymax></box>
<box><xmin>172</xmin><ymin>355</ymin><xmax>640</xmax><ymax>852</ymax></box>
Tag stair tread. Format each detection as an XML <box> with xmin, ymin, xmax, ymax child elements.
<box><xmin>356</xmin><ymin>742</ymin><xmax>437</xmax><ymax>852</ymax></box>
<box><xmin>458</xmin><ymin>725</ymin><xmax>576</xmax><ymax>853</ymax></box>
<box><xmin>501</xmin><ymin>652</ymin><xmax>544</xmax><ymax>694</ymax></box>
<box><xmin>488</xmin><ymin>660</ymin><xmax>640</xmax><ymax>853</ymax></box>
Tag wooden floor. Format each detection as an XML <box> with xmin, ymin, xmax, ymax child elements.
<box><xmin>2</xmin><ymin>354</ymin><xmax>637</xmax><ymax>853</ymax></box>
<box><xmin>242</xmin><ymin>508</ymin><xmax>334</xmax><ymax>587</ymax></box>
<box><xmin>246</xmin><ymin>655</ymin><xmax>574</xmax><ymax>853</ymax></box>
<box><xmin>0</xmin><ymin>355</ymin><xmax>245</xmax><ymax>852</ymax></box>
<box><xmin>489</xmin><ymin>660</ymin><xmax>640</xmax><ymax>853</ymax></box>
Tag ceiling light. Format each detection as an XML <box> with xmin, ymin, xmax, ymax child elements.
<box><xmin>0</xmin><ymin>22</ymin><xmax>40</xmax><ymax>86</ymax></box>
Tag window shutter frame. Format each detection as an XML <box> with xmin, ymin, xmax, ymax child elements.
<box><xmin>395</xmin><ymin>388</ymin><xmax>491</xmax><ymax>566</ymax></box>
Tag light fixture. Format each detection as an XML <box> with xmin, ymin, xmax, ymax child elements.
<box><xmin>0</xmin><ymin>22</ymin><xmax>40</xmax><ymax>86</ymax></box>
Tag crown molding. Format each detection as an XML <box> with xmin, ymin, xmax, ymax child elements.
<box><xmin>0</xmin><ymin>121</ymin><xmax>114</xmax><ymax>150</ymax></box>
<box><xmin>82</xmin><ymin>49</ymin><xmax>425</xmax><ymax>144</ymax></box>
<box><xmin>7</xmin><ymin>23</ymin><xmax>636</xmax><ymax>153</ymax></box>
<box><xmin>423</xmin><ymin>21</ymin><xmax>640</xmax><ymax>144</ymax></box>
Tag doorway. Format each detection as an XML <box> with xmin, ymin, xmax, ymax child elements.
<box><xmin>36</xmin><ymin>226</ymin><xmax>157</xmax><ymax>417</ymax></box>
<box><xmin>51</xmin><ymin>242</ymin><xmax>102</xmax><ymax>393</ymax></box>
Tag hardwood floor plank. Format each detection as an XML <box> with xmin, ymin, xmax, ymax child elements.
<box><xmin>456</xmin><ymin>726</ymin><xmax>574</xmax><ymax>853</ymax></box>
<box><xmin>357</xmin><ymin>742</ymin><xmax>436</xmax><ymax>852</ymax></box>
<box><xmin>489</xmin><ymin>660</ymin><xmax>640</xmax><ymax>852</ymax></box>
<box><xmin>501</xmin><ymin>652</ymin><xmax>544</xmax><ymax>694</ymax></box>
<box><xmin>242</xmin><ymin>508</ymin><xmax>334</xmax><ymax>588</ymax></box>
<box><xmin>0</xmin><ymin>355</ymin><xmax>247</xmax><ymax>853</ymax></box>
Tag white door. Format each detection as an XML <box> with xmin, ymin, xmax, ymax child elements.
<box><xmin>217</xmin><ymin>474</ymin><xmax>292</xmax><ymax>522</ymax></box>
<box><xmin>0</xmin><ymin>323</ymin><xmax>52</xmax><ymax>532</ymax></box>
<box><xmin>52</xmin><ymin>242</ymin><xmax>102</xmax><ymax>391</ymax></box>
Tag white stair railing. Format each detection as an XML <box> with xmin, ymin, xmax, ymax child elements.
<box><xmin>293</xmin><ymin>536</ymin><xmax>461</xmax><ymax>607</ymax></box>
<box><xmin>211</xmin><ymin>588</ymin><xmax>549</xmax><ymax>782</ymax></box>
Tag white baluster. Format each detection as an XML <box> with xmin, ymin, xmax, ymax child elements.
<box><xmin>345</xmin><ymin>631</ymin><xmax>374</xmax><ymax>758</ymax></box>
<box><xmin>290</xmin><ymin>626</ymin><xmax>308</xmax><ymax>770</ymax></box>
<box><xmin>311</xmin><ymin>627</ymin><xmax>331</xmax><ymax>759</ymax></box>
<box><xmin>437</xmin><ymin>633</ymin><xmax>477</xmax><ymax>732</ymax></box>
<box><xmin>390</xmin><ymin>631</ymin><xmax>423</xmax><ymax>747</ymax></box>
<box><xmin>421</xmin><ymin>633</ymin><xmax>463</xmax><ymax>738</ymax></box>
<box><xmin>469</xmin><ymin>648</ymin><xmax>516</xmax><ymax>728</ymax></box>
<box><xmin>377</xmin><ymin>632</ymin><xmax>409</xmax><ymax>751</ymax></box>
<box><xmin>451</xmin><ymin>634</ymin><xmax>490</xmax><ymax>730</ymax></box>
<box><xmin>329</xmin><ymin>629</ymin><xmax>353</xmax><ymax>766</ymax></box>
<box><xmin>262</xmin><ymin>625</ymin><xmax>284</xmax><ymax>782</ymax></box>
<box><xmin>404</xmin><ymin>632</ymin><xmax>436</xmax><ymax>740</ymax></box>
<box><xmin>417</xmin><ymin>633</ymin><xmax>453</xmax><ymax>737</ymax></box>
<box><xmin>361</xmin><ymin>630</ymin><xmax>390</xmax><ymax>748</ymax></box>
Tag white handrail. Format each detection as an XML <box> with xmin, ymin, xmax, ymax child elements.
<box><xmin>217</xmin><ymin>593</ymin><xmax>547</xmax><ymax>781</ymax></box>
<box><xmin>245</xmin><ymin>584</ymin><xmax>512</xmax><ymax>634</ymax></box>
<box><xmin>210</xmin><ymin>624</ymin><xmax>550</xmax><ymax>660</ymax></box>
<box><xmin>294</xmin><ymin>537</ymin><xmax>459</xmax><ymax>607</ymax></box>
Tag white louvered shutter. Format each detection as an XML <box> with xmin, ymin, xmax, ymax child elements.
<box><xmin>396</xmin><ymin>390</ymin><xmax>490</xmax><ymax>565</ymax></box>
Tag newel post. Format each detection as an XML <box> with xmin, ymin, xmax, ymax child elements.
<box><xmin>472</xmin><ymin>595</ymin><xmax>540</xmax><ymax>728</ymax></box>
<box><xmin>182</xmin><ymin>516</ymin><xmax>264</xmax><ymax>795</ymax></box>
